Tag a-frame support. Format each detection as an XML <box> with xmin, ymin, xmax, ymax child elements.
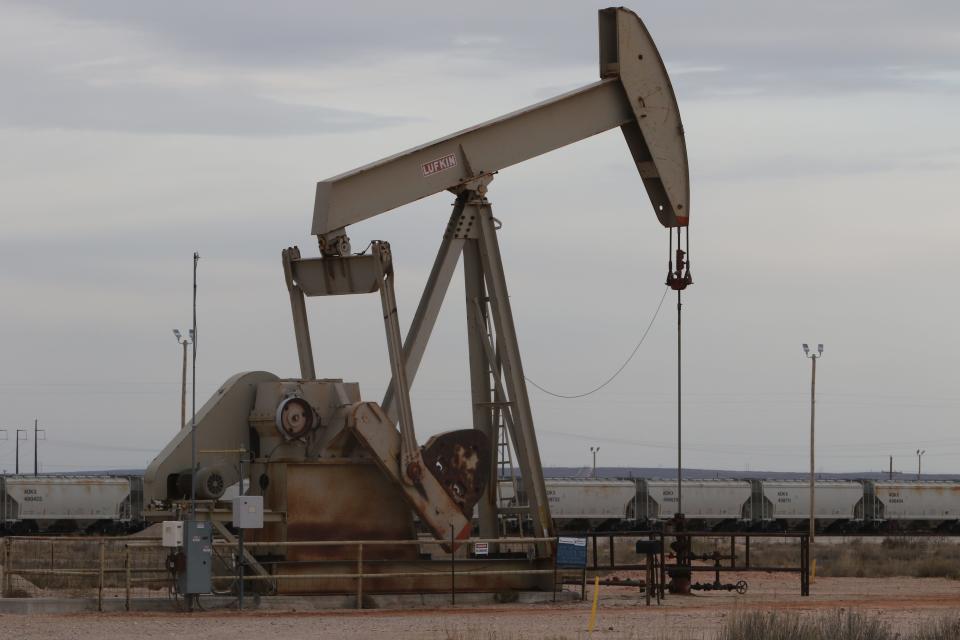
<box><xmin>379</xmin><ymin>183</ymin><xmax>554</xmax><ymax>542</ymax></box>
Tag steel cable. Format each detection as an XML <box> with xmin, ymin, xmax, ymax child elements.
<box><xmin>524</xmin><ymin>286</ymin><xmax>669</xmax><ymax>399</ymax></box>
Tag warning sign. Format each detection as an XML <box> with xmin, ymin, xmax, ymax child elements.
<box><xmin>473</xmin><ymin>542</ymin><xmax>489</xmax><ymax>556</ymax></box>
<box><xmin>421</xmin><ymin>153</ymin><xmax>457</xmax><ymax>177</ymax></box>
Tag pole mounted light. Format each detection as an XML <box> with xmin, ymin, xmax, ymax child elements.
<box><xmin>803</xmin><ymin>343</ymin><xmax>823</xmax><ymax>545</ymax></box>
<box><xmin>916</xmin><ymin>449</ymin><xmax>926</xmax><ymax>479</ymax></box>
<box><xmin>590</xmin><ymin>446</ymin><xmax>599</xmax><ymax>478</ymax></box>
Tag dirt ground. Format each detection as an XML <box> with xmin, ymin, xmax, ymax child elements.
<box><xmin>3</xmin><ymin>573</ymin><xmax>960</xmax><ymax>639</ymax></box>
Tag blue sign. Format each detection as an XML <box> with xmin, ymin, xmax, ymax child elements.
<box><xmin>556</xmin><ymin>537</ymin><xmax>588</xmax><ymax>567</ymax></box>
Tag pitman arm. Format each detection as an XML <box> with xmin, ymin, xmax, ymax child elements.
<box><xmin>313</xmin><ymin>7</ymin><xmax>689</xmax><ymax>239</ymax></box>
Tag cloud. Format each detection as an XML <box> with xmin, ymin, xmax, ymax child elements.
<box><xmin>14</xmin><ymin>0</ymin><xmax>960</xmax><ymax>100</ymax></box>
<box><xmin>0</xmin><ymin>3</ymin><xmax>409</xmax><ymax>135</ymax></box>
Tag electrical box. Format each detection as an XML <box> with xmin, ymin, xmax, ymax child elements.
<box><xmin>162</xmin><ymin>520</ymin><xmax>183</xmax><ymax>547</ymax></box>
<box><xmin>232</xmin><ymin>496</ymin><xmax>264</xmax><ymax>529</ymax></box>
<box><xmin>177</xmin><ymin>520</ymin><xmax>212</xmax><ymax>594</ymax></box>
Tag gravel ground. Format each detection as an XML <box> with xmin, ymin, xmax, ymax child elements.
<box><xmin>4</xmin><ymin>574</ymin><xmax>960</xmax><ymax>639</ymax></box>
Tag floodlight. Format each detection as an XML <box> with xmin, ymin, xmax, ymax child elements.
<box><xmin>189</xmin><ymin>329</ymin><xmax>195</xmax><ymax>341</ymax></box>
<box><xmin>173</xmin><ymin>329</ymin><xmax>182</xmax><ymax>341</ymax></box>
<box><xmin>802</xmin><ymin>343</ymin><xmax>809</xmax><ymax>355</ymax></box>
<box><xmin>817</xmin><ymin>344</ymin><xmax>823</xmax><ymax>355</ymax></box>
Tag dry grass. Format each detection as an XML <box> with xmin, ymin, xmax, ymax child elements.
<box><xmin>718</xmin><ymin>611</ymin><xmax>960</xmax><ymax>640</ymax></box>
<box><xmin>748</xmin><ymin>537</ymin><xmax>960</xmax><ymax>579</ymax></box>
<box><xmin>442</xmin><ymin>612</ymin><xmax>960</xmax><ymax>640</ymax></box>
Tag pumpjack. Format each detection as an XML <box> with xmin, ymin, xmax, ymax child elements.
<box><xmin>144</xmin><ymin>7</ymin><xmax>690</xmax><ymax>594</ymax></box>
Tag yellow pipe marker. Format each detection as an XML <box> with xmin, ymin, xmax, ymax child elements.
<box><xmin>588</xmin><ymin>575</ymin><xmax>600</xmax><ymax>635</ymax></box>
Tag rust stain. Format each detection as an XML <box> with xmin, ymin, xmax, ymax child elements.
<box><xmin>421</xmin><ymin>430</ymin><xmax>490</xmax><ymax>518</ymax></box>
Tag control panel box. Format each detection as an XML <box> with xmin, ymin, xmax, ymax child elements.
<box><xmin>232</xmin><ymin>496</ymin><xmax>264</xmax><ymax>529</ymax></box>
<box><xmin>177</xmin><ymin>520</ymin><xmax>212</xmax><ymax>594</ymax></box>
<box><xmin>161</xmin><ymin>520</ymin><xmax>183</xmax><ymax>547</ymax></box>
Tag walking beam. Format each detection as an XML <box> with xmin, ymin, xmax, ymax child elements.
<box><xmin>313</xmin><ymin>7</ymin><xmax>688</xmax><ymax>239</ymax></box>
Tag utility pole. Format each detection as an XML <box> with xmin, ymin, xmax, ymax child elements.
<box><xmin>889</xmin><ymin>455</ymin><xmax>893</xmax><ymax>480</ymax></box>
<box><xmin>33</xmin><ymin>419</ymin><xmax>45</xmax><ymax>476</ymax></box>
<box><xmin>916</xmin><ymin>449</ymin><xmax>925</xmax><ymax>480</ymax></box>
<box><xmin>802</xmin><ymin>343</ymin><xmax>823</xmax><ymax>544</ymax></box>
<box><xmin>590</xmin><ymin>446</ymin><xmax>599</xmax><ymax>478</ymax></box>
<box><xmin>173</xmin><ymin>329</ymin><xmax>193</xmax><ymax>430</ymax></box>
<box><xmin>15</xmin><ymin>429</ymin><xmax>27</xmax><ymax>474</ymax></box>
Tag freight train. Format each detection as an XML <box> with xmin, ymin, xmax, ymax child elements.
<box><xmin>4</xmin><ymin>473</ymin><xmax>959</xmax><ymax>536</ymax></box>
<box><xmin>0</xmin><ymin>475</ymin><xmax>143</xmax><ymax>534</ymax></box>
<box><xmin>509</xmin><ymin>478</ymin><xmax>960</xmax><ymax>533</ymax></box>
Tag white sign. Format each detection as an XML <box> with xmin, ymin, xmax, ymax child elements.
<box><xmin>559</xmin><ymin>536</ymin><xmax>587</xmax><ymax>547</ymax></box>
<box><xmin>421</xmin><ymin>153</ymin><xmax>457</xmax><ymax>177</ymax></box>
<box><xmin>473</xmin><ymin>542</ymin><xmax>489</xmax><ymax>556</ymax></box>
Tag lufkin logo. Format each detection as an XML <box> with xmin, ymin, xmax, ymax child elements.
<box><xmin>421</xmin><ymin>153</ymin><xmax>457</xmax><ymax>177</ymax></box>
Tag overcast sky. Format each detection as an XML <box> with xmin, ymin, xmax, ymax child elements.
<box><xmin>0</xmin><ymin>1</ymin><xmax>958</xmax><ymax>476</ymax></box>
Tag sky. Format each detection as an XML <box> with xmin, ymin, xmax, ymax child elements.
<box><xmin>0</xmin><ymin>1</ymin><xmax>958</xmax><ymax>476</ymax></box>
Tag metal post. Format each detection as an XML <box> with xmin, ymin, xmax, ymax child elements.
<box><xmin>450</xmin><ymin>525</ymin><xmax>455</xmax><ymax>606</ymax></box>
<box><xmin>238</xmin><ymin>528</ymin><xmax>245</xmax><ymax>610</ymax></box>
<box><xmin>356</xmin><ymin>543</ymin><xmax>363</xmax><ymax>609</ymax></box>
<box><xmin>33</xmin><ymin>419</ymin><xmax>38</xmax><ymax>476</ymax></box>
<box><xmin>809</xmin><ymin>355</ymin><xmax>816</xmax><ymax>545</ymax></box>
<box><xmin>917</xmin><ymin>449</ymin><xmax>925</xmax><ymax>480</ymax></box>
<box><xmin>677</xmin><ymin>287</ymin><xmax>682</xmax><ymax>515</ymax></box>
<box><xmin>552</xmin><ymin>537</ymin><xmax>558</xmax><ymax>603</ymax></box>
<box><xmin>125</xmin><ymin>545</ymin><xmax>131</xmax><ymax>611</ymax></box>
<box><xmin>659</xmin><ymin>532</ymin><xmax>666</xmax><ymax>600</ymax></box>
<box><xmin>98</xmin><ymin>540</ymin><xmax>105</xmax><ymax>612</ymax></box>
<box><xmin>190</xmin><ymin>252</ymin><xmax>199</xmax><ymax>518</ymax></box>
<box><xmin>745</xmin><ymin>536</ymin><xmax>751</xmax><ymax>568</ymax></box>
<box><xmin>801</xmin><ymin>534</ymin><xmax>810</xmax><ymax>596</ymax></box>
<box><xmin>2</xmin><ymin>538</ymin><xmax>11</xmax><ymax>597</ymax></box>
<box><xmin>180</xmin><ymin>339</ymin><xmax>188</xmax><ymax>430</ymax></box>
<box><xmin>644</xmin><ymin>553</ymin><xmax>652</xmax><ymax>606</ymax></box>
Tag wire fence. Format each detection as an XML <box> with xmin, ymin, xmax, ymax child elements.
<box><xmin>1</xmin><ymin>537</ymin><xmax>173</xmax><ymax>608</ymax></box>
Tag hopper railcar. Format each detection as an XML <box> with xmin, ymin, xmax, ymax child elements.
<box><xmin>0</xmin><ymin>475</ymin><xmax>144</xmax><ymax>535</ymax></box>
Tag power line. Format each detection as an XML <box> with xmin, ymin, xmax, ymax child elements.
<box><xmin>525</xmin><ymin>287</ymin><xmax>668</xmax><ymax>399</ymax></box>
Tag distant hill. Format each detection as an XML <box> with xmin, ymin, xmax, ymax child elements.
<box><xmin>542</xmin><ymin>466</ymin><xmax>960</xmax><ymax>481</ymax></box>
<box><xmin>43</xmin><ymin>466</ymin><xmax>960</xmax><ymax>482</ymax></box>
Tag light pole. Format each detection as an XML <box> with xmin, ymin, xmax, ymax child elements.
<box><xmin>590</xmin><ymin>447</ymin><xmax>599</xmax><ymax>478</ymax></box>
<box><xmin>916</xmin><ymin>449</ymin><xmax>925</xmax><ymax>480</ymax></box>
<box><xmin>172</xmin><ymin>329</ymin><xmax>194</xmax><ymax>430</ymax></box>
<box><xmin>802</xmin><ymin>343</ymin><xmax>823</xmax><ymax>544</ymax></box>
<box><xmin>190</xmin><ymin>251</ymin><xmax>200</xmax><ymax>519</ymax></box>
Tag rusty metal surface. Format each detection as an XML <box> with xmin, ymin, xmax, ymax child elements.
<box><xmin>346</xmin><ymin>403</ymin><xmax>472</xmax><ymax>547</ymax></box>
<box><xmin>275</xmin><ymin>558</ymin><xmax>554</xmax><ymax>595</ymax></box>
<box><xmin>422</xmin><ymin>430</ymin><xmax>490</xmax><ymax>518</ymax></box>
<box><xmin>250</xmin><ymin>461</ymin><xmax>417</xmax><ymax>563</ymax></box>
